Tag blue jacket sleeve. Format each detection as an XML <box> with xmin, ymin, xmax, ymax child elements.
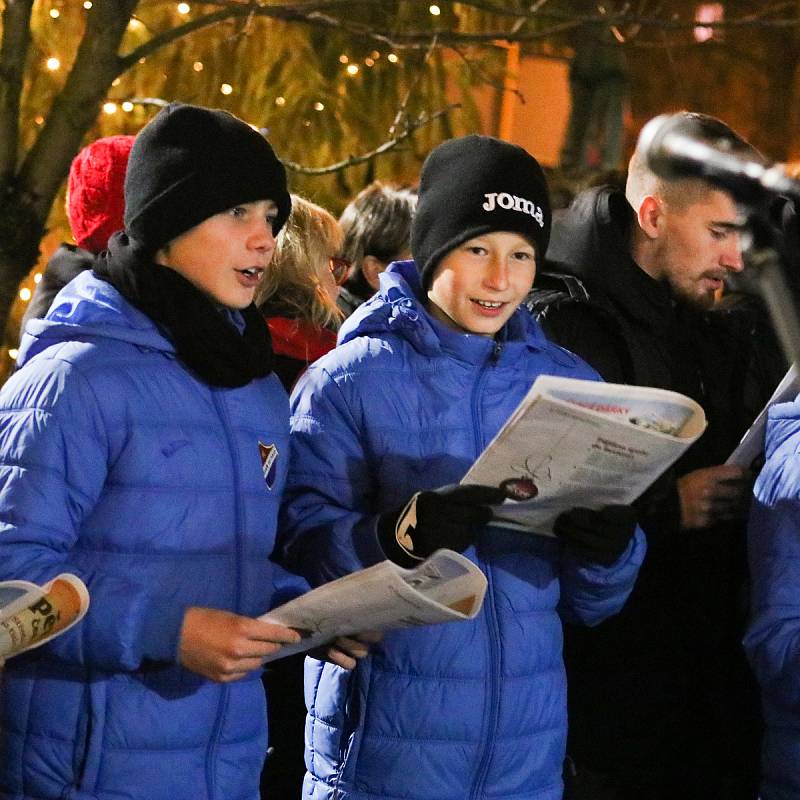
<box><xmin>279</xmin><ymin>365</ymin><xmax>386</xmax><ymax>586</ymax></box>
<box><xmin>744</xmin><ymin>493</ymin><xmax>800</xmax><ymax>708</ymax></box>
<box><xmin>557</xmin><ymin>524</ymin><xmax>647</xmax><ymax>626</ymax></box>
<box><xmin>0</xmin><ymin>360</ymin><xmax>186</xmax><ymax>671</ymax></box>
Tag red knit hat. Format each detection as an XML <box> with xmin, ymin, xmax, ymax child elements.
<box><xmin>67</xmin><ymin>134</ymin><xmax>134</xmax><ymax>254</ymax></box>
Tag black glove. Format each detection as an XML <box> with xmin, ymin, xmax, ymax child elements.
<box><xmin>553</xmin><ymin>504</ymin><xmax>637</xmax><ymax>566</ymax></box>
<box><xmin>377</xmin><ymin>484</ymin><xmax>507</xmax><ymax>567</ymax></box>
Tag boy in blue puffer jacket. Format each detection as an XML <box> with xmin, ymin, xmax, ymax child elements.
<box><xmin>0</xmin><ymin>104</ymin><xmax>371</xmax><ymax>800</ymax></box>
<box><xmin>279</xmin><ymin>135</ymin><xmax>647</xmax><ymax>800</ymax></box>
<box><xmin>744</xmin><ymin>395</ymin><xmax>800</xmax><ymax>800</ymax></box>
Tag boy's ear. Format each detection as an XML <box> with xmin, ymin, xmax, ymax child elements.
<box><xmin>362</xmin><ymin>255</ymin><xmax>386</xmax><ymax>291</ymax></box>
<box><xmin>637</xmin><ymin>195</ymin><xmax>663</xmax><ymax>240</ymax></box>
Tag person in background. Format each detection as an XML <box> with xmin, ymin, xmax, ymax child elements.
<box><xmin>336</xmin><ymin>180</ymin><xmax>417</xmax><ymax>317</ymax></box>
<box><xmin>21</xmin><ymin>134</ymin><xmax>134</xmax><ymax>333</ymax></box>
<box><xmin>0</xmin><ymin>103</ymin><xmax>371</xmax><ymax>800</ymax></box>
<box><xmin>279</xmin><ymin>134</ymin><xmax>646</xmax><ymax>800</ymax></box>
<box><xmin>254</xmin><ymin>195</ymin><xmax>346</xmax><ymax>798</ymax></box>
<box><xmin>256</xmin><ymin>194</ymin><xmax>346</xmax><ymax>391</ymax></box>
<box><xmin>528</xmin><ymin>110</ymin><xmax>783</xmax><ymax>800</ymax></box>
<box><xmin>559</xmin><ymin>5</ymin><xmax>629</xmax><ymax>175</ymax></box>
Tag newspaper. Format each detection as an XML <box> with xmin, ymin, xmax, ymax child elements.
<box><xmin>259</xmin><ymin>549</ymin><xmax>486</xmax><ymax>663</ymax></box>
<box><xmin>0</xmin><ymin>573</ymin><xmax>89</xmax><ymax>662</ymax></box>
<box><xmin>727</xmin><ymin>363</ymin><xmax>799</xmax><ymax>468</ymax></box>
<box><xmin>462</xmin><ymin>374</ymin><xmax>707</xmax><ymax>535</ymax></box>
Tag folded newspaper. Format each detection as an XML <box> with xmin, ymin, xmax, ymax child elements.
<box><xmin>259</xmin><ymin>549</ymin><xmax>486</xmax><ymax>663</ymax></box>
<box><xmin>727</xmin><ymin>363</ymin><xmax>799</xmax><ymax>468</ymax></box>
<box><xmin>462</xmin><ymin>374</ymin><xmax>707</xmax><ymax>535</ymax></box>
<box><xmin>0</xmin><ymin>573</ymin><xmax>89</xmax><ymax>662</ymax></box>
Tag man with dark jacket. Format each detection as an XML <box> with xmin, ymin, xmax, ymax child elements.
<box><xmin>528</xmin><ymin>111</ymin><xmax>786</xmax><ymax>800</ymax></box>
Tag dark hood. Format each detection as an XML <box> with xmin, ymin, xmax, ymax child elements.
<box><xmin>546</xmin><ymin>186</ymin><xmax>674</xmax><ymax>332</ymax></box>
<box><xmin>20</xmin><ymin>243</ymin><xmax>94</xmax><ymax>335</ymax></box>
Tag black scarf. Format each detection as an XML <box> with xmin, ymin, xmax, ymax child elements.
<box><xmin>94</xmin><ymin>232</ymin><xmax>273</xmax><ymax>388</ymax></box>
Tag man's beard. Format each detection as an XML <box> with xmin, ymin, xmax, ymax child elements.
<box><xmin>669</xmin><ymin>275</ymin><xmax>722</xmax><ymax>311</ymax></box>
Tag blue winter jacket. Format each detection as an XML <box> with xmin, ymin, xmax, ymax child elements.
<box><xmin>0</xmin><ymin>270</ymin><xmax>307</xmax><ymax>800</ymax></box>
<box><xmin>745</xmin><ymin>396</ymin><xmax>800</xmax><ymax>800</ymax></box>
<box><xmin>280</xmin><ymin>261</ymin><xmax>646</xmax><ymax>800</ymax></box>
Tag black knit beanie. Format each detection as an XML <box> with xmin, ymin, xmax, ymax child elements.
<box><xmin>124</xmin><ymin>103</ymin><xmax>291</xmax><ymax>254</ymax></box>
<box><xmin>412</xmin><ymin>135</ymin><xmax>551</xmax><ymax>289</ymax></box>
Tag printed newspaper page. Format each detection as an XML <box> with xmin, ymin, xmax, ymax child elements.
<box><xmin>727</xmin><ymin>363</ymin><xmax>799</xmax><ymax>468</ymax></box>
<box><xmin>0</xmin><ymin>573</ymin><xmax>90</xmax><ymax>661</ymax></box>
<box><xmin>462</xmin><ymin>375</ymin><xmax>707</xmax><ymax>535</ymax></box>
<box><xmin>259</xmin><ymin>549</ymin><xmax>486</xmax><ymax>663</ymax></box>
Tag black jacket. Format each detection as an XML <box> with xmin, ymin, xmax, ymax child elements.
<box><xmin>529</xmin><ymin>185</ymin><xmax>784</xmax><ymax>791</ymax></box>
<box><xmin>21</xmin><ymin>243</ymin><xmax>94</xmax><ymax>336</ymax></box>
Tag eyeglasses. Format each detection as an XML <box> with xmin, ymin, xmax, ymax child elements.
<box><xmin>329</xmin><ymin>256</ymin><xmax>351</xmax><ymax>286</ymax></box>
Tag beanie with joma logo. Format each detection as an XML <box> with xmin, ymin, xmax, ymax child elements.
<box><xmin>482</xmin><ymin>192</ymin><xmax>545</xmax><ymax>227</ymax></box>
<box><xmin>412</xmin><ymin>134</ymin><xmax>552</xmax><ymax>289</ymax></box>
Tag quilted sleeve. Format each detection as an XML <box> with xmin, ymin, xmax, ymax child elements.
<box><xmin>278</xmin><ymin>364</ymin><xmax>385</xmax><ymax>587</ymax></box>
<box><xmin>557</xmin><ymin>524</ymin><xmax>647</xmax><ymax>626</ymax></box>
<box><xmin>0</xmin><ymin>359</ymin><xmax>186</xmax><ymax>670</ymax></box>
<box><xmin>744</xmin><ymin>488</ymin><xmax>800</xmax><ymax>709</ymax></box>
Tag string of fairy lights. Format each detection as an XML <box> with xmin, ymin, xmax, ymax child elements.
<box><xmin>9</xmin><ymin>1</ymin><xmax>444</xmax><ymax>357</ymax></box>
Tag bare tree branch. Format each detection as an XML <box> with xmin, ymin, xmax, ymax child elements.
<box><xmin>282</xmin><ymin>104</ymin><xmax>459</xmax><ymax>174</ymax></box>
<box><xmin>388</xmin><ymin>35</ymin><xmax>440</xmax><ymax>138</ymax></box>
<box><xmin>17</xmin><ymin>0</ymin><xmax>138</xmax><ymax>219</ymax></box>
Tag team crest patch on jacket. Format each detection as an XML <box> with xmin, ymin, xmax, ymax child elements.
<box><xmin>258</xmin><ymin>442</ymin><xmax>279</xmax><ymax>490</ymax></box>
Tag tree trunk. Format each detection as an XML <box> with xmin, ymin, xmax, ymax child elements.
<box><xmin>0</xmin><ymin>0</ymin><xmax>138</xmax><ymax>340</ymax></box>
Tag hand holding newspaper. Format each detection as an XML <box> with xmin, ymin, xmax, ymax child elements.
<box><xmin>259</xmin><ymin>549</ymin><xmax>486</xmax><ymax>663</ymax></box>
<box><xmin>0</xmin><ymin>573</ymin><xmax>89</xmax><ymax>663</ymax></box>
<box><xmin>462</xmin><ymin>375</ymin><xmax>707</xmax><ymax>535</ymax></box>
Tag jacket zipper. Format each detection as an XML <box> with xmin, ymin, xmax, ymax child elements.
<box><xmin>469</xmin><ymin>345</ymin><xmax>502</xmax><ymax>798</ymax></box>
<box><xmin>203</xmin><ymin>389</ymin><xmax>244</xmax><ymax>800</ymax></box>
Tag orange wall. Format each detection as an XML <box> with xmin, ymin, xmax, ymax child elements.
<box><xmin>502</xmin><ymin>54</ymin><xmax>572</xmax><ymax>167</ymax></box>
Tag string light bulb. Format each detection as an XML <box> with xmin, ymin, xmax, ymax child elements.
<box><xmin>346</xmin><ymin>64</ymin><xmax>359</xmax><ymax>76</ymax></box>
<box><xmin>313</xmin><ymin>101</ymin><xmax>325</xmax><ymax>111</ymax></box>
<box><xmin>83</xmin><ymin>1</ymin><xmax>92</xmax><ymax>8</ymax></box>
<box><xmin>429</xmin><ymin>5</ymin><xmax>441</xmax><ymax>15</ymax></box>
<box><xmin>177</xmin><ymin>2</ymin><xmax>191</xmax><ymax>13</ymax></box>
<box><xmin>103</xmin><ymin>102</ymin><xmax>118</xmax><ymax>114</ymax></box>
<box><xmin>19</xmin><ymin>288</ymin><xmax>31</xmax><ymax>302</ymax></box>
<box><xmin>220</xmin><ymin>83</ymin><xmax>233</xmax><ymax>95</ymax></box>
<box><xmin>193</xmin><ymin>61</ymin><xmax>203</xmax><ymax>72</ymax></box>
<box><xmin>275</xmin><ymin>96</ymin><xmax>286</xmax><ymax>106</ymax></box>
<box><xmin>339</xmin><ymin>54</ymin><xmax>349</xmax><ymax>64</ymax></box>
<box><xmin>49</xmin><ymin>9</ymin><xmax>60</xmax><ymax>18</ymax></box>
<box><xmin>46</xmin><ymin>57</ymin><xmax>61</xmax><ymax>71</ymax></box>
<box><xmin>122</xmin><ymin>101</ymin><xmax>134</xmax><ymax>112</ymax></box>
<box><xmin>33</xmin><ymin>273</ymin><xmax>42</xmax><ymax>284</ymax></box>
<box><xmin>387</xmin><ymin>53</ymin><xmax>399</xmax><ymax>63</ymax></box>
<box><xmin>8</xmin><ymin>349</ymin><xmax>18</xmax><ymax>361</ymax></box>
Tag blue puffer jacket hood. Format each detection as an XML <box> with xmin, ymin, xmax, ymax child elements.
<box><xmin>338</xmin><ymin>258</ymin><xmax>561</xmax><ymax>359</ymax></box>
<box><xmin>0</xmin><ymin>269</ymin><xmax>306</xmax><ymax>800</ymax></box>
<box><xmin>18</xmin><ymin>267</ymin><xmax>177</xmax><ymax>364</ymax></box>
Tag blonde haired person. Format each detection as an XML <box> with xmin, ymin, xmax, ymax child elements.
<box><xmin>255</xmin><ymin>195</ymin><xmax>346</xmax><ymax>392</ymax></box>
<box><xmin>254</xmin><ymin>195</ymin><xmax>349</xmax><ymax>797</ymax></box>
